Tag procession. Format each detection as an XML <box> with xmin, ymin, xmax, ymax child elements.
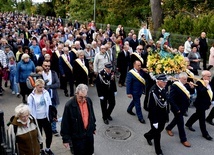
<box><xmin>0</xmin><ymin>11</ymin><xmax>214</xmax><ymax>155</ymax></box>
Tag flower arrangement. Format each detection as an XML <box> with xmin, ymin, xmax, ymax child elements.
<box><xmin>147</xmin><ymin>52</ymin><xmax>187</xmax><ymax>75</ymax></box>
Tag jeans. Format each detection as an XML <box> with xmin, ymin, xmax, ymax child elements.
<box><xmin>10</xmin><ymin>75</ymin><xmax>19</xmax><ymax>93</ymax></box>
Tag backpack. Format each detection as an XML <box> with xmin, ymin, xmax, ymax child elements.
<box><xmin>26</xmin><ymin>74</ymin><xmax>42</xmax><ymax>89</ymax></box>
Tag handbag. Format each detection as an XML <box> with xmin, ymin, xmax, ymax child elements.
<box><xmin>48</xmin><ymin>105</ymin><xmax>57</xmax><ymax>123</ymax></box>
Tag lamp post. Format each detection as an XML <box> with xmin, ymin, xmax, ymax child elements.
<box><xmin>93</xmin><ymin>0</ymin><xmax>96</xmax><ymax>22</ymax></box>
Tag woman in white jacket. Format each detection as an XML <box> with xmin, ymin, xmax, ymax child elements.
<box><xmin>28</xmin><ymin>79</ymin><xmax>54</xmax><ymax>155</ymax></box>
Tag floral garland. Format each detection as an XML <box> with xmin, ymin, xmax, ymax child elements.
<box><xmin>147</xmin><ymin>52</ymin><xmax>187</xmax><ymax>75</ymax></box>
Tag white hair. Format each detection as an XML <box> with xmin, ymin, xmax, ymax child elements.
<box><xmin>15</xmin><ymin>103</ymin><xmax>30</xmax><ymax>117</ymax></box>
<box><xmin>21</xmin><ymin>53</ymin><xmax>30</xmax><ymax>60</ymax></box>
<box><xmin>178</xmin><ymin>72</ymin><xmax>188</xmax><ymax>79</ymax></box>
<box><xmin>75</xmin><ymin>84</ymin><xmax>88</xmax><ymax>94</ymax></box>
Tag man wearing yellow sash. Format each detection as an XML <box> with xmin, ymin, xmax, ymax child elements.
<box><xmin>73</xmin><ymin>50</ymin><xmax>89</xmax><ymax>87</ymax></box>
<box><xmin>186</xmin><ymin>70</ymin><xmax>213</xmax><ymax>141</ymax></box>
<box><xmin>166</xmin><ymin>72</ymin><xmax>194</xmax><ymax>147</ymax></box>
<box><xmin>59</xmin><ymin>47</ymin><xmax>76</xmax><ymax>97</ymax></box>
<box><xmin>126</xmin><ymin>60</ymin><xmax>146</xmax><ymax>124</ymax></box>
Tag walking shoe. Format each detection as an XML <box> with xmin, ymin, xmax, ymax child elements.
<box><xmin>104</xmin><ymin>119</ymin><xmax>109</xmax><ymax>125</ymax></box>
<box><xmin>45</xmin><ymin>148</ymin><xmax>54</xmax><ymax>155</ymax></box>
<box><xmin>52</xmin><ymin>130</ymin><xmax>60</xmax><ymax>136</ymax></box>
<box><xmin>144</xmin><ymin>134</ymin><xmax>152</xmax><ymax>146</ymax></box>
<box><xmin>127</xmin><ymin>110</ymin><xmax>136</xmax><ymax>116</ymax></box>
<box><xmin>203</xmin><ymin>134</ymin><xmax>213</xmax><ymax>141</ymax></box>
<box><xmin>165</xmin><ymin>129</ymin><xmax>174</xmax><ymax>136</ymax></box>
<box><xmin>16</xmin><ymin>93</ymin><xmax>20</xmax><ymax>98</ymax></box>
<box><xmin>12</xmin><ymin>91</ymin><xmax>15</xmax><ymax>95</ymax></box>
<box><xmin>185</xmin><ymin>125</ymin><xmax>195</xmax><ymax>132</ymax></box>
<box><xmin>108</xmin><ymin>116</ymin><xmax>113</xmax><ymax>121</ymax></box>
<box><xmin>182</xmin><ymin>141</ymin><xmax>191</xmax><ymax>147</ymax></box>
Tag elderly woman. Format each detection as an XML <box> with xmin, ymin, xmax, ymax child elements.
<box><xmin>28</xmin><ymin>79</ymin><xmax>54</xmax><ymax>155</ymax></box>
<box><xmin>16</xmin><ymin>53</ymin><xmax>35</xmax><ymax>103</ymax></box>
<box><xmin>8</xmin><ymin>103</ymin><xmax>42</xmax><ymax>155</ymax></box>
<box><xmin>188</xmin><ymin>44</ymin><xmax>201</xmax><ymax>75</ymax></box>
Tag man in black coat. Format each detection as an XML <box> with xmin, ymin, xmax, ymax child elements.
<box><xmin>96</xmin><ymin>62</ymin><xmax>117</xmax><ymax>125</ymax></box>
<box><xmin>129</xmin><ymin>34</ymin><xmax>139</xmax><ymax>52</ymax></box>
<box><xmin>73</xmin><ymin>50</ymin><xmax>89</xmax><ymax>87</ymax></box>
<box><xmin>199</xmin><ymin>32</ymin><xmax>208</xmax><ymax>70</ymax></box>
<box><xmin>117</xmin><ymin>44</ymin><xmax>130</xmax><ymax>87</ymax></box>
<box><xmin>165</xmin><ymin>72</ymin><xmax>194</xmax><ymax>147</ymax></box>
<box><xmin>61</xmin><ymin>84</ymin><xmax>96</xmax><ymax>155</ymax></box>
<box><xmin>144</xmin><ymin>74</ymin><xmax>168</xmax><ymax>155</ymax></box>
<box><xmin>186</xmin><ymin>70</ymin><xmax>213</xmax><ymax>140</ymax></box>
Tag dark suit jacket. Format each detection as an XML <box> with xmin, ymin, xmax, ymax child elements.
<box><xmin>169</xmin><ymin>82</ymin><xmax>194</xmax><ymax>114</ymax></box>
<box><xmin>117</xmin><ymin>51</ymin><xmax>130</xmax><ymax>72</ymax></box>
<box><xmin>148</xmin><ymin>84</ymin><xmax>169</xmax><ymax>123</ymax></box>
<box><xmin>59</xmin><ymin>52</ymin><xmax>76</xmax><ymax>76</ymax></box>
<box><xmin>96</xmin><ymin>69</ymin><xmax>117</xmax><ymax>98</ymax></box>
<box><xmin>194</xmin><ymin>80</ymin><xmax>212</xmax><ymax>110</ymax></box>
<box><xmin>126</xmin><ymin>69</ymin><xmax>146</xmax><ymax>96</ymax></box>
<box><xmin>73</xmin><ymin>59</ymin><xmax>89</xmax><ymax>86</ymax></box>
<box><xmin>86</xmin><ymin>30</ymin><xmax>94</xmax><ymax>43</ymax></box>
<box><xmin>129</xmin><ymin>39</ymin><xmax>139</xmax><ymax>51</ymax></box>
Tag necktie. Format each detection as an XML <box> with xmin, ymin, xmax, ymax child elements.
<box><xmin>67</xmin><ymin>54</ymin><xmax>70</xmax><ymax>62</ymax></box>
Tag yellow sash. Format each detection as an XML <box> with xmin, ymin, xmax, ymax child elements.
<box><xmin>55</xmin><ymin>50</ymin><xmax>61</xmax><ymax>58</ymax></box>
<box><xmin>75</xmin><ymin>59</ymin><xmax>88</xmax><ymax>75</ymax></box>
<box><xmin>71</xmin><ymin>48</ymin><xmax>78</xmax><ymax>56</ymax></box>
<box><xmin>129</xmin><ymin>69</ymin><xmax>146</xmax><ymax>85</ymax></box>
<box><xmin>61</xmin><ymin>54</ymin><xmax>73</xmax><ymax>72</ymax></box>
<box><xmin>132</xmin><ymin>52</ymin><xmax>144</xmax><ymax>65</ymax></box>
<box><xmin>186</xmin><ymin>69</ymin><xmax>194</xmax><ymax>79</ymax></box>
<box><xmin>173</xmin><ymin>81</ymin><xmax>190</xmax><ymax>99</ymax></box>
<box><xmin>199</xmin><ymin>80</ymin><xmax>213</xmax><ymax>101</ymax></box>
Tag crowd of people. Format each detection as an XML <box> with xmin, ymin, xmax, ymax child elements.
<box><xmin>0</xmin><ymin>12</ymin><xmax>214</xmax><ymax>155</ymax></box>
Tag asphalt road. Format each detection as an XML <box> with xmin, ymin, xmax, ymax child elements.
<box><xmin>0</xmin><ymin>79</ymin><xmax>214</xmax><ymax>155</ymax></box>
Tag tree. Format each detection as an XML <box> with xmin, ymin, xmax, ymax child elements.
<box><xmin>150</xmin><ymin>0</ymin><xmax>163</xmax><ymax>31</ymax></box>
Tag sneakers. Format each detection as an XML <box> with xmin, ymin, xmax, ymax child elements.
<box><xmin>16</xmin><ymin>93</ymin><xmax>20</xmax><ymax>98</ymax></box>
<box><xmin>45</xmin><ymin>149</ymin><xmax>54</xmax><ymax>155</ymax></box>
<box><xmin>12</xmin><ymin>91</ymin><xmax>15</xmax><ymax>95</ymax></box>
<box><xmin>52</xmin><ymin>130</ymin><xmax>60</xmax><ymax>136</ymax></box>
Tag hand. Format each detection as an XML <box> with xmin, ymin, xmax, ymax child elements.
<box><xmin>177</xmin><ymin>110</ymin><xmax>180</xmax><ymax>113</ymax></box>
<box><xmin>63</xmin><ymin>143</ymin><xmax>70</xmax><ymax>149</ymax></box>
<box><xmin>127</xmin><ymin>94</ymin><xmax>132</xmax><ymax>98</ymax></box>
<box><xmin>99</xmin><ymin>96</ymin><xmax>104</xmax><ymax>100</ymax></box>
<box><xmin>114</xmin><ymin>92</ymin><xmax>117</xmax><ymax>96</ymax></box>
<box><xmin>188</xmin><ymin>82</ymin><xmax>195</xmax><ymax>88</ymax></box>
<box><xmin>153</xmin><ymin>123</ymin><xmax>158</xmax><ymax>129</ymax></box>
<box><xmin>142</xmin><ymin>68</ymin><xmax>148</xmax><ymax>72</ymax></box>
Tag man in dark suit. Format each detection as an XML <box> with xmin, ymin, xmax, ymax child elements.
<box><xmin>20</xmin><ymin>33</ymin><xmax>29</xmax><ymax>47</ymax></box>
<box><xmin>165</xmin><ymin>72</ymin><xmax>194</xmax><ymax>147</ymax></box>
<box><xmin>59</xmin><ymin>47</ymin><xmax>76</xmax><ymax>97</ymax></box>
<box><xmin>129</xmin><ymin>34</ymin><xmax>139</xmax><ymax>52</ymax></box>
<box><xmin>199</xmin><ymin>32</ymin><xmax>208</xmax><ymax>70</ymax></box>
<box><xmin>96</xmin><ymin>62</ymin><xmax>117</xmax><ymax>125</ymax></box>
<box><xmin>117</xmin><ymin>44</ymin><xmax>130</xmax><ymax>87</ymax></box>
<box><xmin>73</xmin><ymin>50</ymin><xmax>89</xmax><ymax>87</ymax></box>
<box><xmin>186</xmin><ymin>70</ymin><xmax>213</xmax><ymax>140</ymax></box>
<box><xmin>86</xmin><ymin>27</ymin><xmax>94</xmax><ymax>44</ymax></box>
<box><xmin>126</xmin><ymin>60</ymin><xmax>146</xmax><ymax>124</ymax></box>
<box><xmin>144</xmin><ymin>74</ymin><xmax>168</xmax><ymax>155</ymax></box>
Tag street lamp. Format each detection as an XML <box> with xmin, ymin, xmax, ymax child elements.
<box><xmin>93</xmin><ymin>0</ymin><xmax>96</xmax><ymax>22</ymax></box>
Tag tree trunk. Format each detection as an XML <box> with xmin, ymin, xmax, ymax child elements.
<box><xmin>150</xmin><ymin>0</ymin><xmax>163</xmax><ymax>31</ymax></box>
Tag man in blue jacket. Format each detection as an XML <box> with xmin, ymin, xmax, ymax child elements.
<box><xmin>126</xmin><ymin>60</ymin><xmax>146</xmax><ymax>124</ymax></box>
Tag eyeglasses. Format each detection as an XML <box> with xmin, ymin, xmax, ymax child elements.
<box><xmin>78</xmin><ymin>95</ymin><xmax>87</xmax><ymax>100</ymax></box>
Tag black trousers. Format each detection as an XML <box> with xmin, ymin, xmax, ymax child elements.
<box><xmin>37</xmin><ymin>118</ymin><xmax>53</xmax><ymax>149</ymax></box>
<box><xmin>186</xmin><ymin>108</ymin><xmax>209</xmax><ymax>136</ymax></box>
<box><xmin>100</xmin><ymin>96</ymin><xmax>116</xmax><ymax>120</ymax></box>
<box><xmin>61</xmin><ymin>74</ymin><xmax>74</xmax><ymax>96</ymax></box>
<box><xmin>72</xmin><ymin>134</ymin><xmax>94</xmax><ymax>155</ymax></box>
<box><xmin>166</xmin><ymin>113</ymin><xmax>187</xmax><ymax>142</ymax></box>
<box><xmin>119</xmin><ymin>68</ymin><xmax>127</xmax><ymax>85</ymax></box>
<box><xmin>19</xmin><ymin>82</ymin><xmax>32</xmax><ymax>100</ymax></box>
<box><xmin>206</xmin><ymin>107</ymin><xmax>214</xmax><ymax>122</ymax></box>
<box><xmin>144</xmin><ymin>121</ymin><xmax>165</xmax><ymax>154</ymax></box>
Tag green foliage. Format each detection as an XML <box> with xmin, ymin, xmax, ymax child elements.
<box><xmin>0</xmin><ymin>0</ymin><xmax>15</xmax><ymax>12</ymax></box>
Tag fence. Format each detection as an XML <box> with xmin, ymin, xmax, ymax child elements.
<box><xmin>0</xmin><ymin>111</ymin><xmax>12</xmax><ymax>155</ymax></box>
